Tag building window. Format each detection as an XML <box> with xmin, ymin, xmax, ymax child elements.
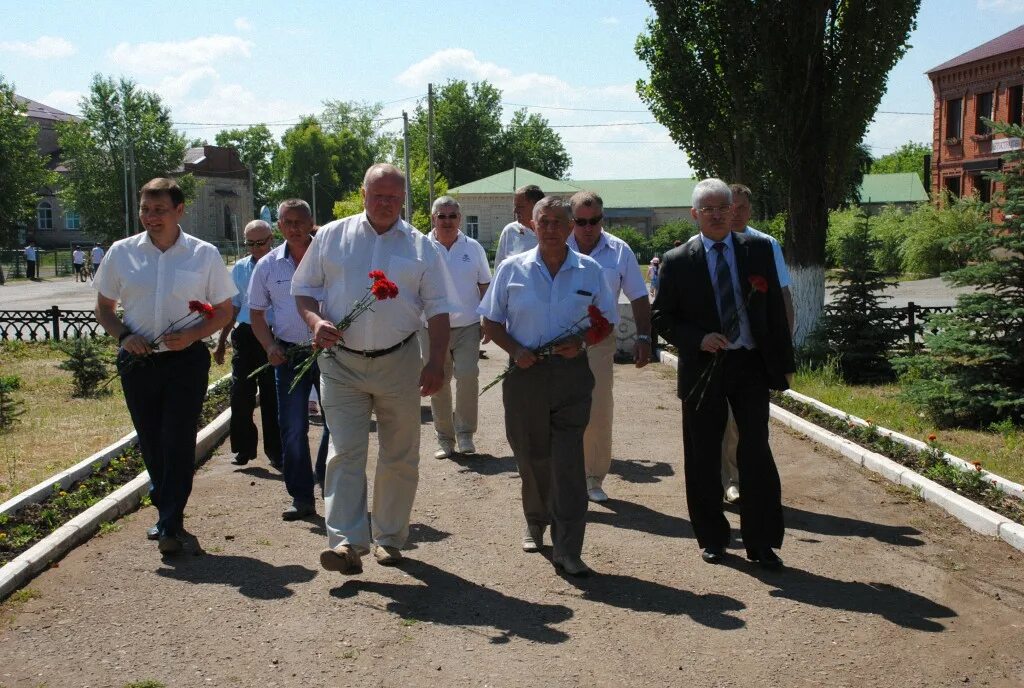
<box><xmin>466</xmin><ymin>215</ymin><xmax>479</xmax><ymax>239</ymax></box>
<box><xmin>973</xmin><ymin>175</ymin><xmax>992</xmax><ymax>203</ymax></box>
<box><xmin>65</xmin><ymin>210</ymin><xmax>81</xmax><ymax>230</ymax></box>
<box><xmin>976</xmin><ymin>92</ymin><xmax>994</xmax><ymax>134</ymax></box>
<box><xmin>946</xmin><ymin>98</ymin><xmax>963</xmax><ymax>140</ymax></box>
<box><xmin>37</xmin><ymin>201</ymin><xmax>53</xmax><ymax>230</ymax></box>
<box><xmin>944</xmin><ymin>175</ymin><xmax>961</xmax><ymax>198</ymax></box>
<box><xmin>1010</xmin><ymin>85</ymin><xmax>1023</xmax><ymax>126</ymax></box>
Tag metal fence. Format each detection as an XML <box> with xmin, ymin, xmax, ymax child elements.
<box><xmin>0</xmin><ymin>306</ymin><xmax>105</xmax><ymax>341</ymax></box>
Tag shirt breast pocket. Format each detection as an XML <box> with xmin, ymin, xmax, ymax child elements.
<box><xmin>506</xmin><ymin>282</ymin><xmax>536</xmax><ymax>313</ymax></box>
<box><xmin>172</xmin><ymin>269</ymin><xmax>204</xmax><ymax>301</ymax></box>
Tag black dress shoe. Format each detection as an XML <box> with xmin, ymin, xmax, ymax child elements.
<box><xmin>748</xmin><ymin>548</ymin><xmax>784</xmax><ymax>570</ymax></box>
<box><xmin>231</xmin><ymin>453</ymin><xmax>255</xmax><ymax>466</ymax></box>
<box><xmin>269</xmin><ymin>460</ymin><xmax>284</xmax><ymax>471</ymax></box>
<box><xmin>701</xmin><ymin>547</ymin><xmax>725</xmax><ymax>564</ymax></box>
<box><xmin>146</xmin><ymin>525</ymin><xmax>160</xmax><ymax>541</ymax></box>
<box><xmin>282</xmin><ymin>504</ymin><xmax>316</xmax><ymax>521</ymax></box>
<box><xmin>158</xmin><ymin>533</ymin><xmax>184</xmax><ymax>555</ymax></box>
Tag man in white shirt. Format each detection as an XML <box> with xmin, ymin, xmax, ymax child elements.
<box><xmin>24</xmin><ymin>243</ymin><xmax>37</xmax><ymax>280</ymax></box>
<box><xmin>720</xmin><ymin>183</ymin><xmax>795</xmax><ymax>504</ymax></box>
<box><xmin>249</xmin><ymin>200</ymin><xmax>322</xmax><ymax>521</ymax></box>
<box><xmin>91</xmin><ymin>243</ymin><xmax>104</xmax><ymax>278</ymax></box>
<box><xmin>420</xmin><ymin>196</ymin><xmax>491</xmax><ymax>459</ymax></box>
<box><xmin>72</xmin><ymin>246</ymin><xmax>86</xmax><ymax>283</ymax></box>
<box><xmin>94</xmin><ymin>177</ymin><xmax>236</xmax><ymax>555</ymax></box>
<box><xmin>293</xmin><ymin>163</ymin><xmax>451</xmax><ymax>575</ymax></box>
<box><xmin>568</xmin><ymin>191</ymin><xmax>653</xmax><ymax>503</ymax></box>
<box><xmin>492</xmin><ymin>185</ymin><xmax>544</xmax><ymax>268</ymax></box>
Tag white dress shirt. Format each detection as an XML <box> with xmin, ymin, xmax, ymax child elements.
<box><xmin>568</xmin><ymin>231</ymin><xmax>647</xmax><ymax>325</ymax></box>
<box><xmin>291</xmin><ymin>212</ymin><xmax>451</xmax><ymax>351</ymax></box>
<box><xmin>700</xmin><ymin>232</ymin><xmax>755</xmax><ymax>350</ymax></box>
<box><xmin>94</xmin><ymin>228</ymin><xmax>237</xmax><ymax>349</ymax></box>
<box><xmin>72</xmin><ymin>250</ymin><xmax>85</xmax><ymax>265</ymax></box>
<box><xmin>248</xmin><ymin>244</ymin><xmax>318</xmax><ymax>344</ymax></box>
<box><xmin>493</xmin><ymin>221</ymin><xmax>538</xmax><ymax>268</ymax></box>
<box><xmin>478</xmin><ymin>247</ymin><xmax>617</xmax><ymax>350</ymax></box>
<box><xmin>91</xmin><ymin>246</ymin><xmax>104</xmax><ymax>263</ymax></box>
<box><xmin>742</xmin><ymin>226</ymin><xmax>791</xmax><ymax>288</ymax></box>
<box><xmin>428</xmin><ymin>230</ymin><xmax>490</xmax><ymax>327</ymax></box>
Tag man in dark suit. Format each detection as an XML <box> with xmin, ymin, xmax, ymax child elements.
<box><xmin>652</xmin><ymin>178</ymin><xmax>795</xmax><ymax>570</ymax></box>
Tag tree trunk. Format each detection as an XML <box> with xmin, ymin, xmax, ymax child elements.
<box><xmin>789</xmin><ymin>264</ymin><xmax>826</xmax><ymax>346</ymax></box>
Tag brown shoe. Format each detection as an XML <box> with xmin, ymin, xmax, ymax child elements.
<box><xmin>319</xmin><ymin>544</ymin><xmax>363</xmax><ymax>575</ymax></box>
<box><xmin>373</xmin><ymin>544</ymin><xmax>403</xmax><ymax>566</ymax></box>
<box><xmin>553</xmin><ymin>554</ymin><xmax>593</xmax><ymax>577</ymax></box>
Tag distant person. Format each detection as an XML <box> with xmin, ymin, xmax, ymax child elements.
<box><xmin>91</xmin><ymin>243</ymin><xmax>105</xmax><ymax>278</ymax></box>
<box><xmin>647</xmin><ymin>257</ymin><xmax>660</xmax><ymax>297</ymax></box>
<box><xmin>72</xmin><ymin>246</ymin><xmax>86</xmax><ymax>283</ymax></box>
<box><xmin>492</xmin><ymin>185</ymin><xmax>544</xmax><ymax>268</ymax></box>
<box><xmin>24</xmin><ymin>243</ymin><xmax>37</xmax><ymax>280</ymax></box>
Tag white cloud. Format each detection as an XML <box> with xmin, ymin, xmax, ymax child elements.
<box><xmin>109</xmin><ymin>35</ymin><xmax>253</xmax><ymax>74</ymax></box>
<box><xmin>977</xmin><ymin>0</ymin><xmax>1024</xmax><ymax>11</ymax></box>
<box><xmin>0</xmin><ymin>36</ymin><xmax>75</xmax><ymax>59</ymax></box>
<box><xmin>600</xmin><ymin>17</ymin><xmax>620</xmax><ymax>25</ymax></box>
<box><xmin>41</xmin><ymin>89</ymin><xmax>84</xmax><ymax>115</ymax></box>
<box><xmin>234</xmin><ymin>17</ymin><xmax>253</xmax><ymax>32</ymax></box>
<box><xmin>150</xmin><ymin>67</ymin><xmax>220</xmax><ymax>103</ymax></box>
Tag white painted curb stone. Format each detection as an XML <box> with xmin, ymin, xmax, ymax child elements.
<box><xmin>655</xmin><ymin>348</ymin><xmax>1023</xmax><ymax>553</ymax></box>
<box><xmin>0</xmin><ymin>405</ymin><xmax>231</xmax><ymax>600</ymax></box>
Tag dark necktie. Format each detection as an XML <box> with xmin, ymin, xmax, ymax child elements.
<box><xmin>712</xmin><ymin>242</ymin><xmax>740</xmax><ymax>342</ymax></box>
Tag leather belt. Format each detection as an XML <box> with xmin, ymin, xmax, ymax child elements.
<box><xmin>339</xmin><ymin>332</ymin><xmax>414</xmax><ymax>358</ymax></box>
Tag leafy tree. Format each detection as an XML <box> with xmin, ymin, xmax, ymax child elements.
<box><xmin>636</xmin><ymin>0</ymin><xmax>920</xmax><ymax>344</ymax></box>
<box><xmin>408</xmin><ymin>159</ymin><xmax>448</xmax><ymax>232</ymax></box>
<box><xmin>0</xmin><ymin>78</ymin><xmax>58</xmax><ymax>245</ymax></box>
<box><xmin>901</xmin><ymin>194</ymin><xmax>980</xmax><ymax>277</ymax></box>
<box><xmin>650</xmin><ymin>220</ymin><xmax>695</xmax><ymax>254</ymax></box>
<box><xmin>871</xmin><ymin>141</ymin><xmax>930</xmax><ymax>183</ymax></box>
<box><xmin>215</xmin><ymin>124</ymin><xmax>281</xmax><ymax>210</ymax></box>
<box><xmin>867</xmin><ymin>205</ymin><xmax>908</xmax><ymax>276</ymax></box>
<box><xmin>805</xmin><ymin>216</ymin><xmax>901</xmax><ymax>383</ymax></box>
<box><xmin>606</xmin><ymin>226</ymin><xmax>649</xmax><ymax>254</ymax></box>
<box><xmin>750</xmin><ymin>211</ymin><xmax>788</xmax><ymax>247</ymax></box>
<box><xmin>897</xmin><ymin>123</ymin><xmax>1024</xmax><ymax>428</ymax></box>
<box><xmin>57</xmin><ymin>75</ymin><xmax>195</xmax><ymax>242</ymax></box>
<box><xmin>332</xmin><ymin>190</ymin><xmax>363</xmax><ymax>221</ymax></box>
<box><xmin>319</xmin><ymin>100</ymin><xmax>396</xmax><ymax>195</ymax></box>
<box><xmin>275</xmin><ymin>116</ymin><xmax>340</xmax><ymax>224</ymax></box>
<box><xmin>498</xmin><ymin>109</ymin><xmax>571</xmax><ymax>180</ymax></box>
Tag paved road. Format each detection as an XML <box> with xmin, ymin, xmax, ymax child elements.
<box><xmin>824</xmin><ymin>276</ymin><xmax>971</xmax><ymax>308</ymax></box>
<box><xmin>1</xmin><ymin>344</ymin><xmax>1021</xmax><ymax>687</ymax></box>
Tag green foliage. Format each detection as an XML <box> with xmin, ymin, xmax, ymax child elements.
<box><xmin>749</xmin><ymin>211</ymin><xmax>787</xmax><ymax>247</ymax></box>
<box><xmin>0</xmin><ymin>375</ymin><xmax>25</xmax><ymax>433</ymax></box>
<box><xmin>896</xmin><ymin>122</ymin><xmax>1024</xmax><ymax>428</ymax></box>
<box><xmin>56</xmin><ymin>339</ymin><xmax>112</xmax><ymax>398</ymax></box>
<box><xmin>332</xmin><ymin>190</ymin><xmax>363</xmax><ymax>221</ymax></box>
<box><xmin>867</xmin><ymin>205</ymin><xmax>907</xmax><ymax>275</ymax></box>
<box><xmin>57</xmin><ymin>75</ymin><xmax>195</xmax><ymax>242</ymax></box>
<box><xmin>215</xmin><ymin>124</ymin><xmax>281</xmax><ymax>209</ymax></box>
<box><xmin>870</xmin><ymin>141</ymin><xmax>930</xmax><ymax>183</ymax></box>
<box><xmin>276</xmin><ymin>116</ymin><xmax>341</xmax><ymax>224</ymax></box>
<box><xmin>0</xmin><ymin>77</ymin><xmax>57</xmax><ymax>245</ymax></box>
<box><xmin>650</xmin><ymin>220</ymin><xmax>695</xmax><ymax>254</ymax></box>
<box><xmin>498</xmin><ymin>109</ymin><xmax>571</xmax><ymax>180</ymax></box>
<box><xmin>606</xmin><ymin>226</ymin><xmax>649</xmax><ymax>254</ymax></box>
<box><xmin>900</xmin><ymin>194</ymin><xmax>981</xmax><ymax>276</ymax></box>
<box><xmin>806</xmin><ymin>217</ymin><xmax>901</xmax><ymax>382</ymax></box>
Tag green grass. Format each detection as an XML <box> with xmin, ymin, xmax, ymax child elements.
<box><xmin>792</xmin><ymin>367</ymin><xmax>1024</xmax><ymax>485</ymax></box>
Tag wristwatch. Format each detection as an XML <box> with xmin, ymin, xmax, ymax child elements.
<box><xmin>637</xmin><ymin>334</ymin><xmax>652</xmax><ymax>343</ymax></box>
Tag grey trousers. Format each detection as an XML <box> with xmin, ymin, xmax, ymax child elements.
<box><xmin>502</xmin><ymin>355</ymin><xmax>594</xmax><ymax>559</ymax></box>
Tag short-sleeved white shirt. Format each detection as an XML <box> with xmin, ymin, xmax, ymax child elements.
<box><xmin>249</xmin><ymin>243</ymin><xmax>316</xmax><ymax>344</ymax></box>
<box><xmin>291</xmin><ymin>213</ymin><xmax>451</xmax><ymax>351</ymax></box>
<box><xmin>72</xmin><ymin>250</ymin><xmax>85</xmax><ymax>265</ymax></box>
<box><xmin>428</xmin><ymin>230</ymin><xmax>490</xmax><ymax>327</ymax></box>
<box><xmin>94</xmin><ymin>228</ymin><xmax>237</xmax><ymax>350</ymax></box>
<box><xmin>742</xmin><ymin>226</ymin><xmax>791</xmax><ymax>288</ymax></box>
<box><xmin>478</xmin><ymin>247</ymin><xmax>617</xmax><ymax>350</ymax></box>
<box><xmin>568</xmin><ymin>231</ymin><xmax>647</xmax><ymax>323</ymax></box>
<box><xmin>493</xmin><ymin>221</ymin><xmax>538</xmax><ymax>268</ymax></box>
<box><xmin>91</xmin><ymin>246</ymin><xmax>104</xmax><ymax>263</ymax></box>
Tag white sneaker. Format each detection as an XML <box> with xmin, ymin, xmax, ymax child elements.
<box><xmin>434</xmin><ymin>439</ymin><xmax>455</xmax><ymax>460</ymax></box>
<box><xmin>456</xmin><ymin>434</ymin><xmax>476</xmax><ymax>455</ymax></box>
<box><xmin>724</xmin><ymin>484</ymin><xmax>741</xmax><ymax>504</ymax></box>
<box><xmin>586</xmin><ymin>476</ymin><xmax>609</xmax><ymax>503</ymax></box>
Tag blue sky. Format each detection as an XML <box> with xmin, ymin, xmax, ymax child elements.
<box><xmin>2</xmin><ymin>0</ymin><xmax>1022</xmax><ymax>179</ymax></box>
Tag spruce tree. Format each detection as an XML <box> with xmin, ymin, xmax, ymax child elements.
<box><xmin>897</xmin><ymin>123</ymin><xmax>1024</xmax><ymax>428</ymax></box>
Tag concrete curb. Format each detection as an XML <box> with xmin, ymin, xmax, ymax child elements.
<box><xmin>0</xmin><ymin>375</ymin><xmax>231</xmax><ymax>518</ymax></box>
<box><xmin>0</xmin><ymin>405</ymin><xmax>232</xmax><ymax>600</ymax></box>
<box><xmin>655</xmin><ymin>349</ymin><xmax>1023</xmax><ymax>553</ymax></box>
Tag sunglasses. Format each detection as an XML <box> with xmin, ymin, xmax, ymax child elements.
<box><xmin>244</xmin><ymin>238</ymin><xmax>271</xmax><ymax>247</ymax></box>
<box><xmin>434</xmin><ymin>213</ymin><xmax>459</xmax><ymax>220</ymax></box>
<box><xmin>573</xmin><ymin>215</ymin><xmax>603</xmax><ymax>226</ymax></box>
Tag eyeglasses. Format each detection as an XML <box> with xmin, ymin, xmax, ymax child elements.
<box><xmin>244</xmin><ymin>238</ymin><xmax>271</xmax><ymax>247</ymax></box>
<box><xmin>696</xmin><ymin>205</ymin><xmax>732</xmax><ymax>216</ymax></box>
<box><xmin>573</xmin><ymin>215</ymin><xmax>603</xmax><ymax>226</ymax></box>
<box><xmin>434</xmin><ymin>213</ymin><xmax>459</xmax><ymax>220</ymax></box>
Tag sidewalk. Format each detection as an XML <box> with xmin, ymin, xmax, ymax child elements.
<box><xmin>1</xmin><ymin>344</ymin><xmax>1022</xmax><ymax>687</ymax></box>
<box><xmin>0</xmin><ymin>275</ymin><xmax>97</xmax><ymax>311</ymax></box>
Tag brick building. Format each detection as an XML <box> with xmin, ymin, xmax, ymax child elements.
<box><xmin>928</xmin><ymin>24</ymin><xmax>1024</xmax><ymax>202</ymax></box>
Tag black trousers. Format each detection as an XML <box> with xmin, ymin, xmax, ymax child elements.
<box><xmin>119</xmin><ymin>342</ymin><xmax>210</xmax><ymax>537</ymax></box>
<box><xmin>26</xmin><ymin>259</ymin><xmax>36</xmax><ymax>280</ymax></box>
<box><xmin>682</xmin><ymin>348</ymin><xmax>784</xmax><ymax>553</ymax></box>
<box><xmin>229</xmin><ymin>323</ymin><xmax>281</xmax><ymax>462</ymax></box>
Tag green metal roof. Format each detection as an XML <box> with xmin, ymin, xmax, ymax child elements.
<box><xmin>858</xmin><ymin>173</ymin><xmax>928</xmax><ymax>204</ymax></box>
<box><xmin>572</xmin><ymin>178</ymin><xmax>698</xmax><ymax>209</ymax></box>
<box><xmin>448</xmin><ymin>168</ymin><xmax>581</xmax><ymax>195</ymax></box>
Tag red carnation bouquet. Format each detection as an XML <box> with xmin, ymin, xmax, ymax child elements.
<box><xmin>685</xmin><ymin>274</ymin><xmax>768</xmax><ymax>409</ymax></box>
<box><xmin>481</xmin><ymin>304</ymin><xmax>613</xmax><ymax>394</ymax></box>
<box><xmin>250</xmin><ymin>270</ymin><xmax>400</xmax><ymax>393</ymax></box>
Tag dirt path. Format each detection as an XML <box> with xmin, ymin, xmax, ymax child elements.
<box><xmin>1</xmin><ymin>344</ymin><xmax>1022</xmax><ymax>688</ymax></box>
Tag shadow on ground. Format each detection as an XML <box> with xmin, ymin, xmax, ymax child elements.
<box><xmin>588</xmin><ymin>498</ymin><xmax>694</xmax><ymax>539</ymax></box>
<box><xmin>330</xmin><ymin>559</ymin><xmax>572</xmax><ymax>643</ymax></box>
<box><xmin>783</xmin><ymin>505</ymin><xmax>924</xmax><ymax>547</ymax></box>
<box><xmin>448</xmin><ymin>452</ymin><xmax>518</xmax><ymax>476</ymax></box>
<box><xmin>157</xmin><ymin>551</ymin><xmax>317</xmax><ymax>600</ymax></box>
<box><xmin>609</xmin><ymin>458</ymin><xmax>675</xmax><ymax>484</ymax></box>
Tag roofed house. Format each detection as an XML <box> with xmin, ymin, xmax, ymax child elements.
<box><xmin>173</xmin><ymin>145</ymin><xmax>253</xmax><ymax>246</ymax></box>
<box><xmin>858</xmin><ymin>173</ymin><xmax>929</xmax><ymax>214</ymax></box>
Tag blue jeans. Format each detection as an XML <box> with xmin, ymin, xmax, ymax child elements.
<box><xmin>275</xmin><ymin>356</ymin><xmax>323</xmax><ymax>508</ymax></box>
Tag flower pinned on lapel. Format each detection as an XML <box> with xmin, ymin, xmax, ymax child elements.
<box><xmin>748</xmin><ymin>274</ymin><xmax>768</xmax><ymax>293</ymax></box>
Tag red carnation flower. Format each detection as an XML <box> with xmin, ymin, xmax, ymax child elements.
<box><xmin>371</xmin><ymin>278</ymin><xmax>399</xmax><ymax>300</ymax></box>
<box><xmin>188</xmin><ymin>300</ymin><xmax>216</xmax><ymax>319</ymax></box>
<box><xmin>748</xmin><ymin>275</ymin><xmax>768</xmax><ymax>293</ymax></box>
<box><xmin>369</xmin><ymin>270</ymin><xmax>386</xmax><ymax>281</ymax></box>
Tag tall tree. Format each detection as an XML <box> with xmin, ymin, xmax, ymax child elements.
<box><xmin>871</xmin><ymin>141</ymin><xmax>931</xmax><ymax>183</ymax></box>
<box><xmin>0</xmin><ymin>77</ymin><xmax>56</xmax><ymax>245</ymax></box>
<box><xmin>637</xmin><ymin>0</ymin><xmax>920</xmax><ymax>343</ymax></box>
<box><xmin>275</xmin><ymin>116</ymin><xmax>340</xmax><ymax>224</ymax></box>
<box><xmin>498</xmin><ymin>109</ymin><xmax>571</xmax><ymax>180</ymax></box>
<box><xmin>57</xmin><ymin>75</ymin><xmax>195</xmax><ymax>242</ymax></box>
<box><xmin>215</xmin><ymin>124</ymin><xmax>281</xmax><ymax>210</ymax></box>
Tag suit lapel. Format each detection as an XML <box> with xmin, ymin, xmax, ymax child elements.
<box><xmin>733</xmin><ymin>232</ymin><xmax>751</xmax><ymax>303</ymax></box>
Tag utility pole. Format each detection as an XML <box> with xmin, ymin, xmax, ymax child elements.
<box><xmin>427</xmin><ymin>83</ymin><xmax>435</xmax><ymax>210</ymax></box>
<box><xmin>402</xmin><ymin>110</ymin><xmax>412</xmax><ymax>222</ymax></box>
<box><xmin>128</xmin><ymin>143</ymin><xmax>138</xmax><ymax>234</ymax></box>
<box><xmin>311</xmin><ymin>172</ymin><xmax>319</xmax><ymax>225</ymax></box>
<box><xmin>122</xmin><ymin>145</ymin><xmax>130</xmax><ymax>237</ymax></box>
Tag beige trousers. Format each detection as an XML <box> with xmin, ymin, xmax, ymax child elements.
<box><xmin>721</xmin><ymin>403</ymin><xmax>740</xmax><ymax>488</ymax></box>
<box><xmin>418</xmin><ymin>324</ymin><xmax>480</xmax><ymax>443</ymax></box>
<box><xmin>319</xmin><ymin>339</ymin><xmax>422</xmax><ymax>553</ymax></box>
<box><xmin>583</xmin><ymin>335</ymin><xmax>616</xmax><ymax>483</ymax></box>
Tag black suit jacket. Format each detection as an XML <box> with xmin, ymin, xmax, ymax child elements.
<box><xmin>652</xmin><ymin>231</ymin><xmax>795</xmax><ymax>399</ymax></box>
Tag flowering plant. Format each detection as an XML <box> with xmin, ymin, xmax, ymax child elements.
<box><xmin>481</xmin><ymin>304</ymin><xmax>612</xmax><ymax>394</ymax></box>
<box><xmin>684</xmin><ymin>274</ymin><xmax>768</xmax><ymax>410</ymax></box>
<box><xmin>250</xmin><ymin>270</ymin><xmax>400</xmax><ymax>393</ymax></box>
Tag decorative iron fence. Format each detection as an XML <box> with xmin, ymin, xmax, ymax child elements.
<box><xmin>0</xmin><ymin>307</ymin><xmax>104</xmax><ymax>341</ymax></box>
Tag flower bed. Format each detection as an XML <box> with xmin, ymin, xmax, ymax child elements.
<box><xmin>0</xmin><ymin>379</ymin><xmax>231</xmax><ymax>566</ymax></box>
